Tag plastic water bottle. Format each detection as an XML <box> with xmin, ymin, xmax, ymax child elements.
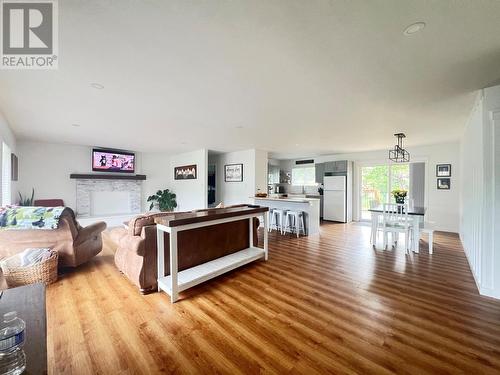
<box><xmin>0</xmin><ymin>312</ymin><xmax>26</xmax><ymax>375</ymax></box>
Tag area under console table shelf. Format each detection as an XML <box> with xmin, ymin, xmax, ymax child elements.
<box><xmin>155</xmin><ymin>206</ymin><xmax>269</xmax><ymax>303</ymax></box>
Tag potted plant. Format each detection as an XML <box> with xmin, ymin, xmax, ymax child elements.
<box><xmin>18</xmin><ymin>188</ymin><xmax>35</xmax><ymax>206</ymax></box>
<box><xmin>147</xmin><ymin>189</ymin><xmax>177</xmax><ymax>212</ymax></box>
<box><xmin>391</xmin><ymin>189</ymin><xmax>407</xmax><ymax>204</ymax></box>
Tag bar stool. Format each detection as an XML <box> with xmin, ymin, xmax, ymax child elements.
<box><xmin>270</xmin><ymin>209</ymin><xmax>287</xmax><ymax>234</ymax></box>
<box><xmin>267</xmin><ymin>208</ymin><xmax>274</xmax><ymax>232</ymax></box>
<box><xmin>284</xmin><ymin>210</ymin><xmax>306</xmax><ymax>238</ymax></box>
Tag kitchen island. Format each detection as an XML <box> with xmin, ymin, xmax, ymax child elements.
<box><xmin>252</xmin><ymin>197</ymin><xmax>320</xmax><ymax>235</ymax></box>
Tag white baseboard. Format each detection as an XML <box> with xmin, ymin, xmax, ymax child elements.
<box><xmin>77</xmin><ymin>213</ymin><xmax>138</xmax><ymax>228</ymax></box>
<box><xmin>460</xmin><ymin>232</ymin><xmax>500</xmax><ymax>300</ymax></box>
<box><xmin>479</xmin><ymin>285</ymin><xmax>500</xmax><ymax>300</ymax></box>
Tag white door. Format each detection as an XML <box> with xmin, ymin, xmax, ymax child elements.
<box><xmin>324</xmin><ymin>190</ymin><xmax>346</xmax><ymax>222</ymax></box>
<box><xmin>324</xmin><ymin>176</ymin><xmax>346</xmax><ymax>191</ymax></box>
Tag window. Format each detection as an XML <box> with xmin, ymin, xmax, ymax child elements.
<box><xmin>2</xmin><ymin>142</ymin><xmax>11</xmax><ymax>206</ymax></box>
<box><xmin>292</xmin><ymin>166</ymin><xmax>316</xmax><ymax>186</ymax></box>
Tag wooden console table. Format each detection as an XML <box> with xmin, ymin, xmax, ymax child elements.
<box><xmin>155</xmin><ymin>205</ymin><xmax>269</xmax><ymax>303</ymax></box>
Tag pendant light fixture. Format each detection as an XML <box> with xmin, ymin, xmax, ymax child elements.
<box><xmin>389</xmin><ymin>133</ymin><xmax>410</xmax><ymax>162</ymax></box>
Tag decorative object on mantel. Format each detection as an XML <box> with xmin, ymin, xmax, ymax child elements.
<box><xmin>436</xmin><ymin>164</ymin><xmax>451</xmax><ymax>177</ymax></box>
<box><xmin>225</xmin><ymin>163</ymin><xmax>243</xmax><ymax>182</ymax></box>
<box><xmin>392</xmin><ymin>189</ymin><xmax>407</xmax><ymax>204</ymax></box>
<box><xmin>147</xmin><ymin>189</ymin><xmax>177</xmax><ymax>211</ymax></box>
<box><xmin>389</xmin><ymin>133</ymin><xmax>410</xmax><ymax>162</ymax></box>
<box><xmin>69</xmin><ymin>174</ymin><xmax>146</xmax><ymax>180</ymax></box>
<box><xmin>174</xmin><ymin>165</ymin><xmax>197</xmax><ymax>180</ymax></box>
<box><xmin>437</xmin><ymin>178</ymin><xmax>451</xmax><ymax>190</ymax></box>
<box><xmin>18</xmin><ymin>188</ymin><xmax>35</xmax><ymax>206</ymax></box>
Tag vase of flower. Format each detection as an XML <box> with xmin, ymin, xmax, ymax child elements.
<box><xmin>392</xmin><ymin>189</ymin><xmax>407</xmax><ymax>204</ymax></box>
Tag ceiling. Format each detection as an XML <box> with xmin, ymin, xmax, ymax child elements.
<box><xmin>1</xmin><ymin>0</ymin><xmax>500</xmax><ymax>158</ymax></box>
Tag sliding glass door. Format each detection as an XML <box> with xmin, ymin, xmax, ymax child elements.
<box><xmin>360</xmin><ymin>163</ymin><xmax>410</xmax><ymax>221</ymax></box>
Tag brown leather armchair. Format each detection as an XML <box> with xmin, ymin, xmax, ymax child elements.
<box><xmin>0</xmin><ymin>207</ymin><xmax>106</xmax><ymax>268</ymax></box>
<box><xmin>110</xmin><ymin>210</ymin><xmax>260</xmax><ymax>294</ymax></box>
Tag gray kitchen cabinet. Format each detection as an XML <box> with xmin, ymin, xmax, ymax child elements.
<box><xmin>334</xmin><ymin>160</ymin><xmax>348</xmax><ymax>173</ymax></box>
<box><xmin>324</xmin><ymin>160</ymin><xmax>348</xmax><ymax>174</ymax></box>
<box><xmin>315</xmin><ymin>163</ymin><xmax>325</xmax><ymax>184</ymax></box>
<box><xmin>268</xmin><ymin>165</ymin><xmax>280</xmax><ymax>184</ymax></box>
<box><xmin>324</xmin><ymin>162</ymin><xmax>335</xmax><ymax>174</ymax></box>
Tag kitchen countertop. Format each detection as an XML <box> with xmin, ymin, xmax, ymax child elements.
<box><xmin>252</xmin><ymin>196</ymin><xmax>320</xmax><ymax>203</ymax></box>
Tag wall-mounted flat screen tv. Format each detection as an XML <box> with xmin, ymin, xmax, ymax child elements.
<box><xmin>92</xmin><ymin>148</ymin><xmax>135</xmax><ymax>173</ymax></box>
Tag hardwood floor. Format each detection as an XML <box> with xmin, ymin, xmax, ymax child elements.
<box><xmin>47</xmin><ymin>222</ymin><xmax>500</xmax><ymax>374</ymax></box>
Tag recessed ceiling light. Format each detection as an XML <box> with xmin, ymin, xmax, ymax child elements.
<box><xmin>180</xmin><ymin>142</ymin><xmax>187</xmax><ymax>145</ymax></box>
<box><xmin>71</xmin><ymin>123</ymin><xmax>80</xmax><ymax>127</ymax></box>
<box><xmin>90</xmin><ymin>83</ymin><xmax>104</xmax><ymax>89</ymax></box>
<box><xmin>403</xmin><ymin>22</ymin><xmax>425</xmax><ymax>35</ymax></box>
<box><xmin>235</xmin><ymin>125</ymin><xmax>244</xmax><ymax>129</ymax></box>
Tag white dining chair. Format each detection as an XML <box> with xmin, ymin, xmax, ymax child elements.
<box><xmin>370</xmin><ymin>199</ymin><xmax>384</xmax><ymax>244</ymax></box>
<box><xmin>381</xmin><ymin>203</ymin><xmax>413</xmax><ymax>252</ymax></box>
<box><xmin>420</xmin><ymin>221</ymin><xmax>435</xmax><ymax>254</ymax></box>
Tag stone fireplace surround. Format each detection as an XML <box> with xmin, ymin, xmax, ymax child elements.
<box><xmin>76</xmin><ymin>179</ymin><xmax>142</xmax><ymax>217</ymax></box>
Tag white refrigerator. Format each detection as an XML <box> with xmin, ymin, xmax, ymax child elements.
<box><xmin>323</xmin><ymin>176</ymin><xmax>347</xmax><ymax>222</ymax></box>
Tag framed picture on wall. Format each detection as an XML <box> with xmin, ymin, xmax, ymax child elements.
<box><xmin>224</xmin><ymin>163</ymin><xmax>243</xmax><ymax>182</ymax></box>
<box><xmin>174</xmin><ymin>164</ymin><xmax>197</xmax><ymax>180</ymax></box>
<box><xmin>436</xmin><ymin>164</ymin><xmax>451</xmax><ymax>177</ymax></box>
<box><xmin>437</xmin><ymin>178</ymin><xmax>451</xmax><ymax>190</ymax></box>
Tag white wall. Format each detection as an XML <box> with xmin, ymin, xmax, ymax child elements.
<box><xmin>16</xmin><ymin>142</ymin><xmax>211</xmax><ymax>213</ymax></box>
<box><xmin>255</xmin><ymin>149</ymin><xmax>268</xmax><ymax>195</ymax></box>
<box><xmin>212</xmin><ymin>149</ymin><xmax>267</xmax><ymax>206</ymax></box>
<box><xmin>17</xmin><ymin>141</ymin><xmax>90</xmax><ymax>209</ymax></box>
<box><xmin>169</xmin><ymin>149</ymin><xmax>208</xmax><ymax>211</ymax></box>
<box><xmin>141</xmin><ymin>152</ymin><xmax>171</xmax><ymax>210</ymax></box>
<box><xmin>460</xmin><ymin>85</ymin><xmax>500</xmax><ymax>299</ymax></box>
<box><xmin>0</xmin><ymin>111</ymin><xmax>17</xmax><ymax>203</ymax></box>
<box><xmin>16</xmin><ymin>141</ymin><xmax>145</xmax><ymax>210</ymax></box>
<box><xmin>460</xmin><ymin>92</ymin><xmax>484</xmax><ymax>296</ymax></box>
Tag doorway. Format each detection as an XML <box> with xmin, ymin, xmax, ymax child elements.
<box><xmin>359</xmin><ymin>163</ymin><xmax>410</xmax><ymax>221</ymax></box>
<box><xmin>208</xmin><ymin>164</ymin><xmax>216</xmax><ymax>207</ymax></box>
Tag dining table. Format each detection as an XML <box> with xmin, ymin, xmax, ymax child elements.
<box><xmin>368</xmin><ymin>205</ymin><xmax>426</xmax><ymax>252</ymax></box>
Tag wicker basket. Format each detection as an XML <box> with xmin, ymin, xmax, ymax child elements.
<box><xmin>3</xmin><ymin>251</ymin><xmax>58</xmax><ymax>287</ymax></box>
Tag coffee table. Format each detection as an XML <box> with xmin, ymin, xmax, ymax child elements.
<box><xmin>0</xmin><ymin>283</ymin><xmax>47</xmax><ymax>374</ymax></box>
